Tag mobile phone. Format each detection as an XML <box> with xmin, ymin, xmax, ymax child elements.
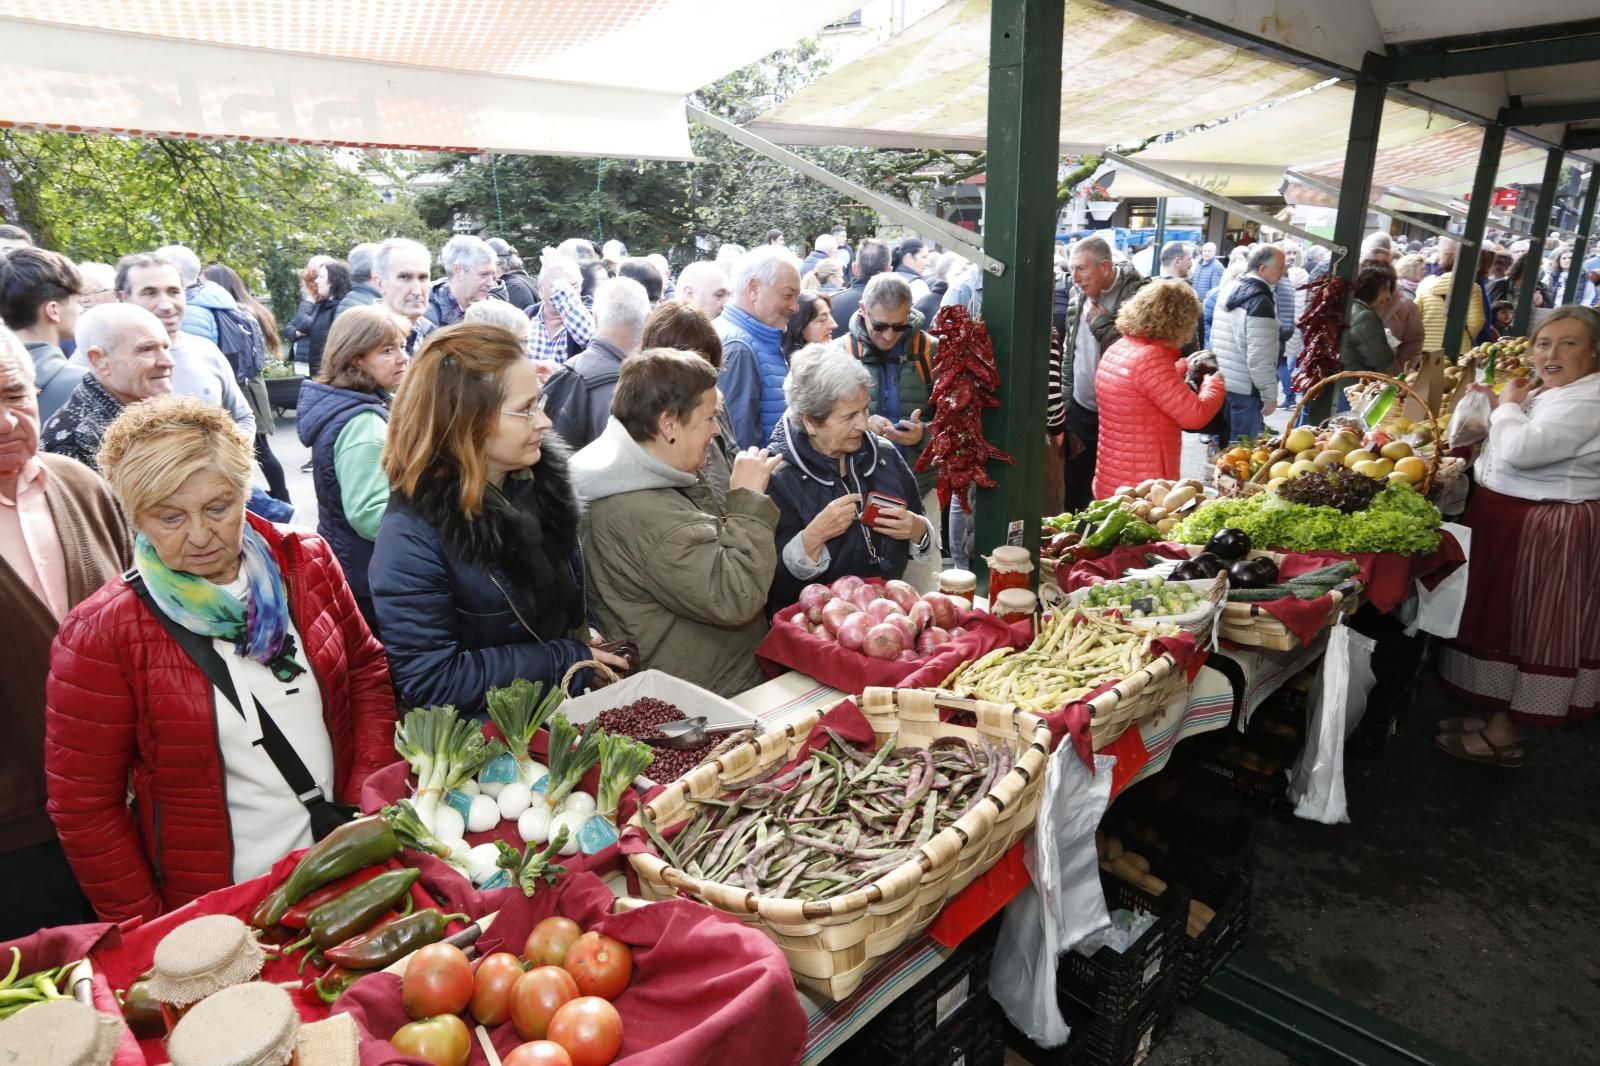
<box><xmin>860</xmin><ymin>492</ymin><xmax>908</xmax><ymax>528</ymax></box>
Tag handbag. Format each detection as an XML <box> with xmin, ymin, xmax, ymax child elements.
<box><xmin>128</xmin><ymin>573</ymin><xmax>360</xmax><ymax>841</ymax></box>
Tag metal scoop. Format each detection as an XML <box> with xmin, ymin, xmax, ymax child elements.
<box><xmin>642</xmin><ymin>717</ymin><xmax>752</xmax><ymax>750</ymax></box>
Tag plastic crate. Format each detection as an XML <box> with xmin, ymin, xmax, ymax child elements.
<box><xmin>851</xmin><ymin>917</ymin><xmax>1001</xmax><ymax>1058</ymax></box>
<box><xmin>1178</xmin><ymin>869</ymin><xmax>1250</xmax><ymax>1000</ymax></box>
<box><xmin>839</xmin><ymin>991</ymin><xmax>1006</xmax><ymax>1066</ymax></box>
<box><xmin>1056</xmin><ymin>873</ymin><xmax>1187</xmax><ymax>1022</ymax></box>
<box><xmin>1059</xmin><ymin>983</ymin><xmax>1176</xmax><ymax>1066</ymax></box>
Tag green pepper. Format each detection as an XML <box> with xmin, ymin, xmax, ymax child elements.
<box><xmin>1085</xmin><ymin>508</ymin><xmax>1133</xmax><ymax>549</ymax></box>
<box><xmin>118</xmin><ymin>979</ymin><xmax>166</xmax><ymax>1039</ymax></box>
<box><xmin>323</xmin><ymin>909</ymin><xmax>468</xmax><ymax>970</ymax></box>
<box><xmin>290</xmin><ymin>868</ymin><xmax>420</xmax><ymax>953</ymax></box>
<box><xmin>259</xmin><ymin>816</ymin><xmax>398</xmax><ymax>926</ymax></box>
<box><xmin>312</xmin><ymin>964</ymin><xmax>372</xmax><ymax>1005</ymax></box>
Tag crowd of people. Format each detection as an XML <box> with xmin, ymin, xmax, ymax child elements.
<box><xmin>0</xmin><ymin>209</ymin><xmax>1595</xmax><ymax>940</ymax></box>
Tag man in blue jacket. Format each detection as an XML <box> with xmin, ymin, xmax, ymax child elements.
<box><xmin>716</xmin><ymin>246</ymin><xmax>801</xmax><ymax>449</ymax></box>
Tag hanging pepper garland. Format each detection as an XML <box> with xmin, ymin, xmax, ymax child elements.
<box><xmin>1290</xmin><ymin>274</ymin><xmax>1353</xmax><ymax>396</ymax></box>
<box><xmin>917</xmin><ymin>305</ymin><xmax>1016</xmax><ymax>513</ymax></box>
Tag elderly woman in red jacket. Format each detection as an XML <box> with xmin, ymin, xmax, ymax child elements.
<box><xmin>1093</xmin><ymin>280</ymin><xmax>1226</xmax><ymax>498</ymax></box>
<box><xmin>45</xmin><ymin>395</ymin><xmax>396</xmax><ymax>922</ymax></box>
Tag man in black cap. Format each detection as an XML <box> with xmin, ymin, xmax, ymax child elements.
<box><xmin>488</xmin><ymin>237</ymin><xmax>539</xmax><ymax>312</ymax></box>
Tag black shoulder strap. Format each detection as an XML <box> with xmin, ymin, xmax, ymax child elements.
<box><xmin>127</xmin><ymin>571</ymin><xmax>333</xmax><ymax>812</ymax></box>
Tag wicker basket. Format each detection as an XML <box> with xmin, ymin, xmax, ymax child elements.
<box><xmin>1288</xmin><ymin>371</ymin><xmax>1442</xmax><ymax>494</ymax></box>
<box><xmin>626</xmin><ymin>690</ymin><xmax>1049</xmax><ymax>1000</ymax></box>
<box><xmin>1185</xmin><ymin>549</ymin><xmax>1364</xmax><ymax>651</ymax></box>
<box><xmin>1082</xmin><ymin>652</ymin><xmax>1185</xmax><ymax>750</ymax></box>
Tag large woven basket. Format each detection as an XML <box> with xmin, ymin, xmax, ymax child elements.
<box><xmin>1185</xmin><ymin>548</ymin><xmax>1365</xmax><ymax>651</ymax></box>
<box><xmin>1082</xmin><ymin>651</ymin><xmax>1185</xmax><ymax>750</ymax></box>
<box><xmin>626</xmin><ymin>689</ymin><xmax>1049</xmax><ymax>1000</ymax></box>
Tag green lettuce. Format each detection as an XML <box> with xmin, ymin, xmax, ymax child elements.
<box><xmin>1171</xmin><ymin>484</ymin><xmax>1441</xmax><ymax>555</ymax></box>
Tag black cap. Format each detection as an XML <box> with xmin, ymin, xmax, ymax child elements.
<box><xmin>486</xmin><ymin>237</ymin><xmax>515</xmax><ymax>256</ymax></box>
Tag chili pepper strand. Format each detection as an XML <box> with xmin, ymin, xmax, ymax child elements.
<box><xmin>920</xmin><ymin>306</ymin><xmax>1016</xmax><ymax>514</ymax></box>
<box><xmin>1291</xmin><ymin>276</ymin><xmax>1352</xmax><ymax>395</ymax></box>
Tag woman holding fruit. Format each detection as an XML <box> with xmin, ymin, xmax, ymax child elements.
<box><xmin>1092</xmin><ymin>281</ymin><xmax>1226</xmax><ymax>498</ymax></box>
<box><xmin>1437</xmin><ymin>307</ymin><xmax>1600</xmax><ymax>765</ymax></box>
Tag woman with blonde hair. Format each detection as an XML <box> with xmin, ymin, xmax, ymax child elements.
<box><xmin>46</xmin><ymin>395</ymin><xmax>395</xmax><ymax>921</ymax></box>
<box><xmin>370</xmin><ymin>323</ymin><xmax>629</xmax><ymax>716</ymax></box>
<box><xmin>297</xmin><ymin>305</ymin><xmax>411</xmax><ymax>631</ymax></box>
<box><xmin>1092</xmin><ymin>280</ymin><xmax>1226</xmax><ymax>497</ymax></box>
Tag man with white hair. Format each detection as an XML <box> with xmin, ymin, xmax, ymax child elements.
<box><xmin>544</xmin><ymin>276</ymin><xmax>651</xmax><ymax>452</ymax></box>
<box><xmin>336</xmin><ymin>242</ymin><xmax>383</xmax><ymax>317</ymax></box>
<box><xmin>716</xmin><ymin>246</ymin><xmax>801</xmax><ymax>449</ymax></box>
<box><xmin>1211</xmin><ymin>243</ymin><xmax>1285</xmax><ymax>441</ymax></box>
<box><xmin>800</xmin><ymin>233</ymin><xmax>837</xmax><ymax>277</ymax></box>
<box><xmin>75</xmin><ymin>263</ymin><xmax>117</xmax><ymax>310</ymax></box>
<box><xmin>41</xmin><ymin>304</ymin><xmax>175</xmax><ymax>471</ymax></box>
<box><xmin>528</xmin><ymin>251</ymin><xmax>597</xmax><ymax>365</ymax></box>
<box><xmin>676</xmin><ymin>261</ymin><xmax>732</xmax><ymax>320</ymax></box>
<box><xmin>424</xmin><ymin>235</ymin><xmax>500</xmax><ymax>329</ymax></box>
<box><xmin>1191</xmin><ymin>242</ymin><xmax>1224</xmax><ymax>302</ymax></box>
<box><xmin>1361</xmin><ymin>231</ymin><xmax>1394</xmax><ymax>265</ymax></box>
<box><xmin>373</xmin><ymin>237</ymin><xmax>435</xmax><ymax>354</ymax></box>
<box><xmin>0</xmin><ymin>323</ymin><xmax>130</xmax><ymax>938</ymax></box>
<box><xmin>715</xmin><ymin>243</ymin><xmax>746</xmax><ymax>276</ymax></box>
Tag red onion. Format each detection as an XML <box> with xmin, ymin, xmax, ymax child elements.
<box><xmin>886</xmin><ymin>613</ymin><xmax>918</xmax><ymax>644</ymax></box>
<box><xmin>837</xmin><ymin>611</ymin><xmax>872</xmax><ymax>650</ymax></box>
<box><xmin>908</xmin><ymin>600</ymin><xmax>934</xmax><ymax>631</ymax></box>
<box><xmin>820</xmin><ymin>597</ymin><xmax>856</xmax><ymax>637</ymax></box>
<box><xmin>882</xmin><ymin>579</ymin><xmax>919</xmax><ymax>613</ymax></box>
<box><xmin>831</xmin><ymin>575</ymin><xmax>866</xmax><ymax>599</ymax></box>
<box><xmin>864</xmin><ymin>599</ymin><xmax>901</xmax><ymax>624</ymax></box>
<box><xmin>848</xmin><ymin>584</ymin><xmax>881</xmax><ymax>612</ymax></box>
<box><xmin>916</xmin><ymin>626</ymin><xmax>951</xmax><ymax>654</ymax></box>
<box><xmin>862</xmin><ymin>622</ymin><xmax>906</xmax><ymax>659</ymax></box>
<box><xmin>949</xmin><ymin>625</ymin><xmax>969</xmax><ymax>639</ymax></box>
<box><xmin>922</xmin><ymin>592</ymin><xmax>960</xmax><ymax>629</ymax></box>
<box><xmin>895</xmin><ymin>649</ymin><xmax>923</xmax><ymax>663</ymax></box>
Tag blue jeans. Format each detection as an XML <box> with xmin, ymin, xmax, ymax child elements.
<box><xmin>948</xmin><ymin>487</ymin><xmax>975</xmax><ymax>570</ymax></box>
<box><xmin>1226</xmin><ymin>389</ymin><xmax>1265</xmax><ymax>443</ymax></box>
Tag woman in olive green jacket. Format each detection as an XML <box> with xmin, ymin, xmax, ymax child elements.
<box><xmin>569</xmin><ymin>348</ymin><xmax>783</xmax><ymax>696</ymax></box>
<box><xmin>1342</xmin><ymin>262</ymin><xmax>1400</xmax><ymax>375</ymax></box>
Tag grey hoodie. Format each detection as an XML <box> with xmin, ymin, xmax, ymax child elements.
<box><xmin>569</xmin><ymin>417</ymin><xmax>698</xmax><ymax>504</ymax></box>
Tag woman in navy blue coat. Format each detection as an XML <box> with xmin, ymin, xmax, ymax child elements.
<box><xmin>369</xmin><ymin>323</ymin><xmax>628</xmax><ymax>716</ymax></box>
<box><xmin>765</xmin><ymin>344</ymin><xmax>937</xmax><ymax>616</ymax></box>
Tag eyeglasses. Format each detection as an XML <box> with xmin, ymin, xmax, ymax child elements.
<box><xmin>865</xmin><ymin>315</ymin><xmax>910</xmax><ymax>335</ymax></box>
<box><xmin>501</xmin><ymin>393</ymin><xmax>550</xmax><ymax>420</ymax></box>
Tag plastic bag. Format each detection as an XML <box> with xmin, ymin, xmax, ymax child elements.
<box><xmin>1287</xmin><ymin>622</ymin><xmax>1376</xmax><ymax>824</ymax></box>
<box><xmin>1447</xmin><ymin>387</ymin><xmax>1493</xmax><ymax>448</ymax></box>
<box><xmin>990</xmin><ymin>747</ymin><xmax>1116</xmax><ymax>1047</ymax></box>
<box><xmin>1408</xmin><ymin>523</ymin><xmax>1472</xmax><ymax>639</ymax></box>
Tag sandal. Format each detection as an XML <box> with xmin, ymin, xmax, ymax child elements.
<box><xmin>1436</xmin><ymin>716</ymin><xmax>1488</xmax><ymax>736</ymax></box>
<box><xmin>1434</xmin><ymin>729</ymin><xmax>1523</xmax><ymax>768</ymax></box>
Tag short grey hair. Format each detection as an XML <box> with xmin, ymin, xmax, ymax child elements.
<box><xmin>677</xmin><ymin>260</ymin><xmax>727</xmax><ymax>294</ymax></box>
<box><xmin>375</xmin><ymin>237</ymin><xmax>430</xmax><ymax>281</ymax></box>
<box><xmin>464</xmin><ymin>298</ymin><xmax>530</xmax><ymax>338</ymax></box>
<box><xmin>155</xmin><ymin>244</ymin><xmax>202</xmax><ymax>284</ymax></box>
<box><xmin>1360</xmin><ymin>232</ymin><xmax>1394</xmax><ymax>260</ymax></box>
<box><xmin>863</xmin><ymin>272</ymin><xmax>913</xmax><ymax>311</ymax></box>
<box><xmin>77</xmin><ymin>303</ymin><xmax>164</xmax><ymax>362</ymax></box>
<box><xmin>933</xmin><ymin>252</ymin><xmax>965</xmax><ymax>282</ymax></box>
<box><xmin>1072</xmin><ymin>236</ymin><xmax>1113</xmax><ymax>263</ymax></box>
<box><xmin>1159</xmin><ymin>240</ymin><xmax>1191</xmax><ymax>267</ymax></box>
<box><xmin>784</xmin><ymin>343</ymin><xmax>873</xmax><ymax>423</ymax></box>
<box><xmin>77</xmin><ymin>262</ymin><xmax>116</xmax><ymax>293</ymax></box>
<box><xmin>733</xmin><ymin>245</ymin><xmax>801</xmax><ymax>294</ymax></box>
<box><xmin>812</xmin><ymin>233</ymin><xmax>837</xmax><ymax>254</ymax></box>
<box><xmin>1247</xmin><ymin>244</ymin><xmax>1285</xmax><ymax>273</ymax></box>
<box><xmin>439</xmin><ymin>235</ymin><xmax>494</xmax><ymax>275</ymax></box>
<box><xmin>593</xmin><ymin>276</ymin><xmax>651</xmax><ymax>338</ymax></box>
<box><xmin>348</xmin><ymin>242</ymin><xmax>379</xmax><ymax>284</ymax></box>
<box><xmin>0</xmin><ymin>323</ymin><xmax>35</xmax><ymax>386</ymax></box>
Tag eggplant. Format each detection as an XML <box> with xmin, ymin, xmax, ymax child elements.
<box><xmin>1190</xmin><ymin>552</ymin><xmax>1224</xmax><ymax>578</ymax></box>
<box><xmin>1169</xmin><ymin>561</ymin><xmax>1204</xmax><ymax>582</ymax></box>
<box><xmin>1256</xmin><ymin>559</ymin><xmax>1280</xmax><ymax>584</ymax></box>
<box><xmin>1205</xmin><ymin>528</ymin><xmax>1253</xmax><ymax>561</ymax></box>
<box><xmin>1228</xmin><ymin>559</ymin><xmax>1271</xmax><ymax>589</ymax></box>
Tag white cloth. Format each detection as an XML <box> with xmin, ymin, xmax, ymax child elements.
<box><xmin>211</xmin><ymin>576</ymin><xmax>332</xmax><ymax>882</ymax></box>
<box><xmin>1475</xmin><ymin>373</ymin><xmax>1600</xmax><ymax>503</ymax></box>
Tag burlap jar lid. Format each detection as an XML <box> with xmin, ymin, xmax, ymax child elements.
<box><xmin>296</xmin><ymin>1011</ymin><xmax>361</xmax><ymax>1066</ymax></box>
<box><xmin>147</xmin><ymin>913</ymin><xmax>265</xmax><ymax>1007</ymax></box>
<box><xmin>0</xmin><ymin>998</ymin><xmax>120</xmax><ymax>1066</ymax></box>
<box><xmin>167</xmin><ymin>981</ymin><xmax>299</xmax><ymax>1066</ymax></box>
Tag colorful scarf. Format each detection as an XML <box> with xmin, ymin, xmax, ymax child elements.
<box><xmin>134</xmin><ymin>523</ymin><xmax>294</xmax><ymax>668</ymax></box>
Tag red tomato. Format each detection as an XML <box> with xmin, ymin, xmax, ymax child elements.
<box><xmin>403</xmin><ymin>943</ymin><xmax>474</xmax><ymax>1020</ymax></box>
<box><xmin>391</xmin><ymin>1014</ymin><xmax>471</xmax><ymax>1066</ymax></box>
<box><xmin>562</xmin><ymin>932</ymin><xmax>632</xmax><ymax>1001</ymax></box>
<box><xmin>524</xmin><ymin>915</ymin><xmax>584</xmax><ymax>967</ymax></box>
<box><xmin>470</xmin><ymin>951</ymin><xmax>527</xmax><ymax>1026</ymax></box>
<box><xmin>504</xmin><ymin>1041</ymin><xmax>575</xmax><ymax>1066</ymax></box>
<box><xmin>510</xmin><ymin>965</ymin><xmax>580</xmax><ymax>1041</ymax></box>
<box><xmin>547</xmin><ymin>996</ymin><xmax>623</xmax><ymax>1066</ymax></box>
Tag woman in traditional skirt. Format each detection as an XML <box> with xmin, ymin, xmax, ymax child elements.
<box><xmin>1437</xmin><ymin>307</ymin><xmax>1600</xmax><ymax>766</ymax></box>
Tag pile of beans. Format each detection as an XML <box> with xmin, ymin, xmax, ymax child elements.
<box><xmin>594</xmin><ymin>697</ymin><xmax>714</xmax><ymax>783</ymax></box>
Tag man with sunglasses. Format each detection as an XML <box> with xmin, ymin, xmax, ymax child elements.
<box><xmin>842</xmin><ymin>272</ymin><xmax>941</xmax><ymax>589</ymax></box>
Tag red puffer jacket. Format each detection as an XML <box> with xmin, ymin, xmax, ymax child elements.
<box><xmin>1093</xmin><ymin>335</ymin><xmax>1227</xmax><ymax>499</ymax></box>
<box><xmin>45</xmin><ymin>514</ymin><xmax>397</xmax><ymax>923</ymax></box>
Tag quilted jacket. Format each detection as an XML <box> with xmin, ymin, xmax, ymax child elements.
<box><xmin>1092</xmin><ymin>336</ymin><xmax>1227</xmax><ymax>499</ymax></box>
<box><xmin>44</xmin><ymin>514</ymin><xmax>397</xmax><ymax>922</ymax></box>
<box><xmin>1415</xmin><ymin>271</ymin><xmax>1484</xmax><ymax>356</ymax></box>
<box><xmin>1212</xmin><ymin>275</ymin><xmax>1280</xmax><ymax>398</ymax></box>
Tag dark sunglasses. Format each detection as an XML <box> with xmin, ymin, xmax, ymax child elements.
<box><xmin>866</xmin><ymin>315</ymin><xmax>911</xmax><ymax>334</ymax></box>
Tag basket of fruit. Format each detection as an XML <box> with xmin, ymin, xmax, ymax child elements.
<box><xmin>1280</xmin><ymin>372</ymin><xmax>1441</xmax><ymax>494</ymax></box>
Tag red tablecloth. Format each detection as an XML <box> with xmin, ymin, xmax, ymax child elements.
<box><xmin>0</xmin><ymin>923</ymin><xmax>145</xmax><ymax>1066</ymax></box>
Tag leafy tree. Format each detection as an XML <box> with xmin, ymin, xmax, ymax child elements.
<box><xmin>0</xmin><ymin>132</ymin><xmax>443</xmax><ymax>322</ymax></box>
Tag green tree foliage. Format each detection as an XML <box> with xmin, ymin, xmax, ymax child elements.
<box><xmin>0</xmin><ymin>131</ymin><xmax>444</xmax><ymax>322</ymax></box>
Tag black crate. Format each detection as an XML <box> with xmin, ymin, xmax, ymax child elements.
<box><xmin>1178</xmin><ymin>872</ymin><xmax>1250</xmax><ymax>1000</ymax></box>
<box><xmin>1002</xmin><ymin>984</ymin><xmax>1176</xmax><ymax>1066</ymax></box>
<box><xmin>1056</xmin><ymin>873</ymin><xmax>1187</xmax><ymax>1022</ymax></box>
<box><xmin>1174</xmin><ymin>729</ymin><xmax>1295</xmax><ymax>812</ymax></box>
<box><xmin>851</xmin><ymin>917</ymin><xmax>1001</xmax><ymax>1058</ymax></box>
<box><xmin>840</xmin><ymin>991</ymin><xmax>1006</xmax><ymax>1066</ymax></box>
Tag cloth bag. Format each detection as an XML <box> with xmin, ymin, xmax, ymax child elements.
<box><xmin>1287</xmin><ymin>622</ymin><xmax>1377</xmax><ymax>825</ymax></box>
<box><xmin>989</xmin><ymin>747</ymin><xmax>1117</xmax><ymax>1047</ymax></box>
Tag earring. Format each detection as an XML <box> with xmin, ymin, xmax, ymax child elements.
<box><xmin>668</xmin><ymin>436</ymin><xmax>677</xmax><ymax>444</ymax></box>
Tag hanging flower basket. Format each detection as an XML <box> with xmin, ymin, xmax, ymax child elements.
<box><xmin>1087</xmin><ymin>201</ymin><xmax>1119</xmax><ymax>221</ymax></box>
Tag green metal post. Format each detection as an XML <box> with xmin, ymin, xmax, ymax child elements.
<box><xmin>1564</xmin><ymin>164</ymin><xmax>1600</xmax><ymax>305</ymax></box>
<box><xmin>1331</xmin><ymin>76</ymin><xmax>1386</xmax><ymax>285</ymax></box>
<box><xmin>1152</xmin><ymin>197</ymin><xmax>1168</xmax><ymax>274</ymax></box>
<box><xmin>974</xmin><ymin>0</ymin><xmax>1064</xmax><ymax>585</ymax></box>
<box><xmin>1443</xmin><ymin>124</ymin><xmax>1504</xmax><ymax>357</ymax></box>
<box><xmin>1513</xmin><ymin>149</ymin><xmax>1565</xmax><ymax>335</ymax></box>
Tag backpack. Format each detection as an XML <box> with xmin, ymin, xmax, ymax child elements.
<box><xmin>543</xmin><ymin>360</ymin><xmax>621</xmax><ymax>450</ymax></box>
<box><xmin>211</xmin><ymin>304</ymin><xmax>267</xmax><ymax>383</ymax></box>
<box><xmin>844</xmin><ymin>330</ymin><xmax>934</xmax><ymax>388</ymax></box>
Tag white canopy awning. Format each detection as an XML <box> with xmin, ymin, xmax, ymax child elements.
<box><xmin>0</xmin><ymin>1</ymin><xmax>862</xmax><ymax>159</ymax></box>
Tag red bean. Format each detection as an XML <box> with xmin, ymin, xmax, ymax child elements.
<box><xmin>594</xmin><ymin>699</ymin><xmax>716</xmax><ymax>783</ymax></box>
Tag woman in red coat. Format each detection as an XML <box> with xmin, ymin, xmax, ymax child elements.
<box><xmin>45</xmin><ymin>396</ymin><xmax>396</xmax><ymax>922</ymax></box>
<box><xmin>1093</xmin><ymin>280</ymin><xmax>1226</xmax><ymax>499</ymax></box>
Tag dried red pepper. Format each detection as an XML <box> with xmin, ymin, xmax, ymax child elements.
<box><xmin>918</xmin><ymin>306</ymin><xmax>1016</xmax><ymax>512</ymax></box>
<box><xmin>1291</xmin><ymin>275</ymin><xmax>1353</xmax><ymax>396</ymax></box>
